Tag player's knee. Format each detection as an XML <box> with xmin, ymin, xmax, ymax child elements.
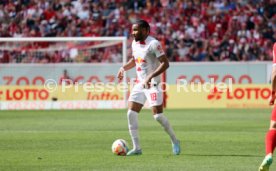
<box><xmin>270</xmin><ymin>121</ymin><xmax>276</xmax><ymax>129</ymax></box>
<box><xmin>151</xmin><ymin>105</ymin><xmax>163</xmax><ymax>115</ymax></box>
<box><xmin>128</xmin><ymin>102</ymin><xmax>143</xmax><ymax>113</ymax></box>
<box><xmin>152</xmin><ymin>108</ymin><xmax>158</xmax><ymax>115</ymax></box>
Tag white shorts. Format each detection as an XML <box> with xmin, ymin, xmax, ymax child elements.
<box><xmin>128</xmin><ymin>83</ymin><xmax>163</xmax><ymax>107</ymax></box>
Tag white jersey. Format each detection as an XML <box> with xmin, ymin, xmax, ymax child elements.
<box><xmin>132</xmin><ymin>36</ymin><xmax>165</xmax><ymax>84</ymax></box>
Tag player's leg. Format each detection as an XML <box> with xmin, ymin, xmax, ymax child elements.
<box><xmin>152</xmin><ymin>105</ymin><xmax>180</xmax><ymax>155</ymax></box>
<box><xmin>127</xmin><ymin>83</ymin><xmax>146</xmax><ymax>156</ymax></box>
<box><xmin>127</xmin><ymin>101</ymin><xmax>143</xmax><ymax>155</ymax></box>
<box><xmin>146</xmin><ymin>87</ymin><xmax>180</xmax><ymax>155</ymax></box>
<box><xmin>259</xmin><ymin>108</ymin><xmax>276</xmax><ymax>171</ymax></box>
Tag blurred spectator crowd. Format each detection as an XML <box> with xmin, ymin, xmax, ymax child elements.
<box><xmin>0</xmin><ymin>0</ymin><xmax>275</xmax><ymax>63</ymax></box>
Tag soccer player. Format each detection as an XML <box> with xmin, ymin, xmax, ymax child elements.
<box><xmin>259</xmin><ymin>42</ymin><xmax>276</xmax><ymax>171</ymax></box>
<box><xmin>116</xmin><ymin>20</ymin><xmax>180</xmax><ymax>156</ymax></box>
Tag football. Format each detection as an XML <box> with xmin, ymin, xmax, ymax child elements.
<box><xmin>111</xmin><ymin>139</ymin><xmax>129</xmax><ymax>156</ymax></box>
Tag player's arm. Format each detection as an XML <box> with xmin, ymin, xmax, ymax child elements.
<box><xmin>144</xmin><ymin>40</ymin><xmax>168</xmax><ymax>88</ymax></box>
<box><xmin>270</xmin><ymin>66</ymin><xmax>276</xmax><ymax>105</ymax></box>
<box><xmin>117</xmin><ymin>57</ymin><xmax>136</xmax><ymax>81</ymax></box>
<box><xmin>148</xmin><ymin>55</ymin><xmax>169</xmax><ymax>80</ymax></box>
<box><xmin>144</xmin><ymin>55</ymin><xmax>169</xmax><ymax>88</ymax></box>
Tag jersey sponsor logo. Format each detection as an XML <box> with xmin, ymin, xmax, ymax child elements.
<box><xmin>135</xmin><ymin>57</ymin><xmax>146</xmax><ymax>64</ymax></box>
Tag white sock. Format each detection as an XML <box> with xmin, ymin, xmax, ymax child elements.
<box><xmin>127</xmin><ymin>110</ymin><xmax>141</xmax><ymax>150</ymax></box>
<box><xmin>266</xmin><ymin>153</ymin><xmax>272</xmax><ymax>158</ymax></box>
<box><xmin>154</xmin><ymin>113</ymin><xmax>178</xmax><ymax>144</ymax></box>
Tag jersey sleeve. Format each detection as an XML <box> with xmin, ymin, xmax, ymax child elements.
<box><xmin>151</xmin><ymin>40</ymin><xmax>165</xmax><ymax>58</ymax></box>
<box><xmin>273</xmin><ymin>43</ymin><xmax>276</xmax><ymax>64</ymax></box>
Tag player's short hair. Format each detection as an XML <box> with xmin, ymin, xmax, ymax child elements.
<box><xmin>135</xmin><ymin>19</ymin><xmax>150</xmax><ymax>33</ymax></box>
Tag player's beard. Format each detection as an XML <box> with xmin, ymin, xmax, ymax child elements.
<box><xmin>134</xmin><ymin>36</ymin><xmax>140</xmax><ymax>42</ymax></box>
<box><xmin>134</xmin><ymin>33</ymin><xmax>143</xmax><ymax>42</ymax></box>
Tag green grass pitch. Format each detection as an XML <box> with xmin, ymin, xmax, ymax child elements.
<box><xmin>0</xmin><ymin>109</ymin><xmax>274</xmax><ymax>171</ymax></box>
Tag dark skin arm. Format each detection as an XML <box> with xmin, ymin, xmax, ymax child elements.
<box><xmin>143</xmin><ymin>55</ymin><xmax>169</xmax><ymax>88</ymax></box>
<box><xmin>116</xmin><ymin>57</ymin><xmax>136</xmax><ymax>81</ymax></box>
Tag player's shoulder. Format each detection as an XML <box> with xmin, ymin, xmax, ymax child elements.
<box><xmin>147</xmin><ymin>36</ymin><xmax>159</xmax><ymax>44</ymax></box>
<box><xmin>274</xmin><ymin>42</ymin><xmax>276</xmax><ymax>50</ymax></box>
<box><xmin>146</xmin><ymin>36</ymin><xmax>161</xmax><ymax>48</ymax></box>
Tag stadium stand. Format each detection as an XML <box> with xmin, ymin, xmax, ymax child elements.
<box><xmin>0</xmin><ymin>0</ymin><xmax>275</xmax><ymax>63</ymax></box>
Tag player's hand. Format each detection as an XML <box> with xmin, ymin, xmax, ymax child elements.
<box><xmin>117</xmin><ymin>67</ymin><xmax>125</xmax><ymax>82</ymax></box>
<box><xmin>143</xmin><ymin>76</ymin><xmax>152</xmax><ymax>89</ymax></box>
<box><xmin>269</xmin><ymin>91</ymin><xmax>276</xmax><ymax>105</ymax></box>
